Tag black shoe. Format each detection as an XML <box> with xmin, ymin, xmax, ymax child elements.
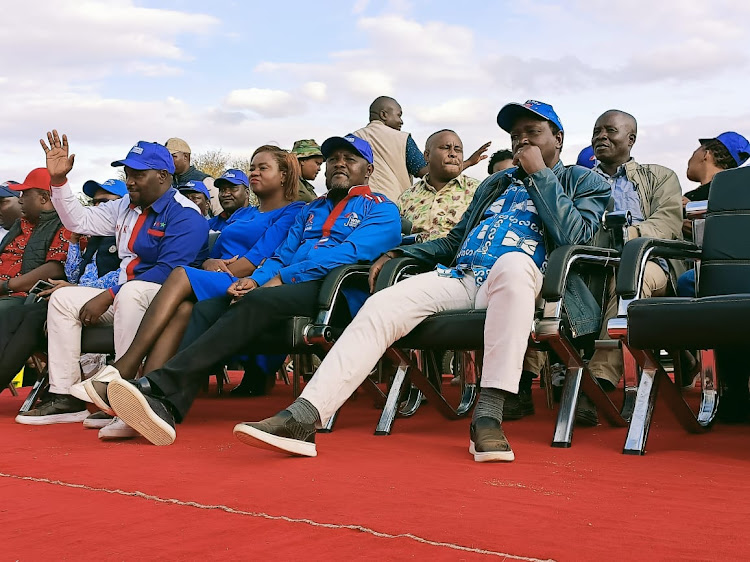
<box><xmin>15</xmin><ymin>393</ymin><xmax>89</xmax><ymax>425</ymax></box>
<box><xmin>469</xmin><ymin>417</ymin><xmax>514</xmax><ymax>462</ymax></box>
<box><xmin>83</xmin><ymin>410</ymin><xmax>114</xmax><ymax>429</ymax></box>
<box><xmin>678</xmin><ymin>350</ymin><xmax>700</xmax><ymax>390</ymax></box>
<box><xmin>233</xmin><ymin>410</ymin><xmax>317</xmax><ymax>457</ymax></box>
<box><xmin>230</xmin><ymin>371</ymin><xmax>275</xmax><ymax>397</ymax></box>
<box><xmin>503</xmin><ymin>389</ymin><xmax>535</xmax><ymax>420</ymax></box>
<box><xmin>575</xmin><ymin>393</ymin><xmax>599</xmax><ymax>426</ymax></box>
<box><xmin>107</xmin><ymin>379</ymin><xmax>176</xmax><ymax>445</ymax></box>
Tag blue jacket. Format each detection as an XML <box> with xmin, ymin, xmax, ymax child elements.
<box><xmin>400</xmin><ymin>161</ymin><xmax>611</xmax><ymax>337</ymax></box>
<box><xmin>251</xmin><ymin>186</ymin><xmax>401</xmax><ymax>286</ymax></box>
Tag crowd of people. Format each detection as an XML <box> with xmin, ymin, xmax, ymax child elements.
<box><xmin>0</xmin><ymin>96</ymin><xmax>748</xmax><ymax>461</ymax></box>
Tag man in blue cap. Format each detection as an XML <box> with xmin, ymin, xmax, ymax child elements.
<box><xmin>16</xmin><ymin>130</ymin><xmax>208</xmax><ymax>425</ymax></box>
<box><xmin>209</xmin><ymin>169</ymin><xmax>252</xmax><ymax>232</ymax></box>
<box><xmin>104</xmin><ymin>134</ymin><xmax>402</xmax><ymax>446</ymax></box>
<box><xmin>229</xmin><ymin>100</ymin><xmax>610</xmax><ymax>462</ymax></box>
<box><xmin>576</xmin><ymin>145</ymin><xmax>597</xmax><ymax>169</ymax></box>
<box><xmin>178</xmin><ymin>180</ymin><xmax>211</xmax><ymax>218</ymax></box>
<box><xmin>0</xmin><ymin>181</ymin><xmax>22</xmax><ymax>241</ymax></box>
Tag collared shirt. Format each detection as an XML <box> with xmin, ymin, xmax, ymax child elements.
<box><xmin>593</xmin><ymin>161</ymin><xmax>644</xmax><ymax>223</ymax></box>
<box><xmin>0</xmin><ymin>219</ymin><xmax>69</xmax><ymax>296</ymax></box>
<box><xmin>399</xmin><ymin>174</ymin><xmax>479</xmax><ymax>241</ymax></box>
<box><xmin>452</xmin><ymin>175</ymin><xmax>547</xmax><ymax>286</ymax></box>
<box><xmin>52</xmin><ymin>182</ymin><xmax>208</xmax><ymax>296</ymax></box>
<box><xmin>208</xmin><ymin>212</ymin><xmax>230</xmax><ymax>232</ymax></box>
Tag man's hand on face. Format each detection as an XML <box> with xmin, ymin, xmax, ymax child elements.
<box><xmin>79</xmin><ymin>291</ymin><xmax>114</xmax><ymax>326</ymax></box>
<box><xmin>40</xmin><ymin>129</ymin><xmax>75</xmax><ymax>185</ymax></box>
<box><xmin>512</xmin><ymin>144</ymin><xmax>546</xmax><ymax>175</ymax></box>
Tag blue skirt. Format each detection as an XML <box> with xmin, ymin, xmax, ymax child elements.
<box><xmin>183</xmin><ymin>267</ymin><xmax>238</xmax><ymax>302</ymax></box>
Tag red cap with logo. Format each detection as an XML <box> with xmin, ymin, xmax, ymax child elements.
<box><xmin>15</xmin><ymin>168</ymin><xmax>52</xmax><ymax>192</ymax></box>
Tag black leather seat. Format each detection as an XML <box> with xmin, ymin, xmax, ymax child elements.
<box><xmin>611</xmin><ymin>166</ymin><xmax>750</xmax><ymax>454</ymax></box>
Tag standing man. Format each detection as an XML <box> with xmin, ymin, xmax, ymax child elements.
<box><xmin>16</xmin><ymin>132</ymin><xmax>208</xmax><ymax>425</ymax></box>
<box><xmin>0</xmin><ymin>181</ymin><xmax>23</xmax><ymax>240</ymax></box>
<box><xmin>291</xmin><ymin>139</ymin><xmax>324</xmax><ymax>202</ymax></box>
<box><xmin>231</xmin><ymin>100</ymin><xmax>610</xmax><ymax>462</ymax></box>
<box><xmin>578</xmin><ymin>110</ymin><xmax>684</xmax><ymax>425</ymax></box>
<box><xmin>354</xmin><ymin>96</ymin><xmax>489</xmax><ymax>205</ymax></box>
<box><xmin>0</xmin><ymin>169</ymin><xmax>69</xmax><ymax>312</ymax></box>
<box><xmin>208</xmin><ymin>169</ymin><xmax>251</xmax><ymax>232</ymax></box>
<box><xmin>166</xmin><ymin>137</ymin><xmax>221</xmax><ymax>216</ymax></box>
<box><xmin>105</xmin><ymin>134</ymin><xmax>402</xmax><ymax>446</ymax></box>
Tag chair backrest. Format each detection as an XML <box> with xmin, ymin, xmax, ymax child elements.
<box><xmin>699</xmin><ymin>166</ymin><xmax>750</xmax><ymax>297</ymax></box>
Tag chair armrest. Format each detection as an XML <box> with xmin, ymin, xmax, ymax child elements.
<box><xmin>685</xmin><ymin>200</ymin><xmax>707</xmax><ymax>220</ymax></box>
<box><xmin>317</xmin><ymin>264</ymin><xmax>371</xmax><ymax>309</ymax></box>
<box><xmin>400</xmin><ymin>233</ymin><xmax>426</xmax><ymax>245</ymax></box>
<box><xmin>615</xmin><ymin>238</ymin><xmax>701</xmax><ymax>299</ymax></box>
<box><xmin>374</xmin><ymin>256</ymin><xmax>428</xmax><ymax>292</ymax></box>
<box><xmin>541</xmin><ymin>245</ymin><xmax>620</xmax><ymax>301</ymax></box>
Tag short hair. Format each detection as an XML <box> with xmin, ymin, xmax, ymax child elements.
<box><xmin>369</xmin><ymin>96</ymin><xmax>399</xmax><ymax>120</ymax></box>
<box><xmin>487</xmin><ymin>149</ymin><xmax>513</xmax><ymax>174</ymax></box>
<box><xmin>425</xmin><ymin>129</ymin><xmax>458</xmax><ymax>151</ymax></box>
<box><xmin>703</xmin><ymin>139</ymin><xmax>738</xmax><ymax>170</ymax></box>
<box><xmin>600</xmin><ymin>109</ymin><xmax>638</xmax><ymax>136</ymax></box>
<box><xmin>251</xmin><ymin>145</ymin><xmax>300</xmax><ymax>201</ymax></box>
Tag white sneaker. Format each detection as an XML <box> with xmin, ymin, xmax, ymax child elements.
<box><xmin>98</xmin><ymin>416</ymin><xmax>139</xmax><ymax>440</ymax></box>
<box><xmin>84</xmin><ymin>365</ymin><xmax>122</xmax><ymax>415</ymax></box>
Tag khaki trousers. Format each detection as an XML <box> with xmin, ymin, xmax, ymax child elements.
<box><xmin>301</xmin><ymin>252</ymin><xmax>543</xmax><ymax>425</ymax></box>
<box><xmin>47</xmin><ymin>281</ymin><xmax>161</xmax><ymax>394</ymax></box>
<box><xmin>588</xmin><ymin>261</ymin><xmax>668</xmax><ymax>386</ymax></box>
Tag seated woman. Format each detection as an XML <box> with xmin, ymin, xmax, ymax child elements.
<box><xmin>85</xmin><ymin>146</ymin><xmax>303</xmax><ymax>401</ymax></box>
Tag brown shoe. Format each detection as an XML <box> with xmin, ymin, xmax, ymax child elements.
<box><xmin>469</xmin><ymin>417</ymin><xmax>514</xmax><ymax>462</ymax></box>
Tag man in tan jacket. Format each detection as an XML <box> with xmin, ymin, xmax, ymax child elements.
<box><xmin>354</xmin><ymin>96</ymin><xmax>489</xmax><ymax>206</ymax></box>
<box><xmin>578</xmin><ymin>109</ymin><xmax>683</xmax><ymax>425</ymax></box>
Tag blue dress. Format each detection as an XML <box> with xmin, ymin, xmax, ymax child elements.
<box><xmin>184</xmin><ymin>202</ymin><xmax>304</xmax><ymax>301</ymax></box>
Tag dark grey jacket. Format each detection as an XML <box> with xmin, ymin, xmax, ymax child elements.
<box><xmin>399</xmin><ymin>161</ymin><xmax>611</xmax><ymax>337</ymax></box>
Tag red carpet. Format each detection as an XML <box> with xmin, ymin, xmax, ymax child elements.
<box><xmin>2</xmin><ymin>378</ymin><xmax>750</xmax><ymax>561</ymax></box>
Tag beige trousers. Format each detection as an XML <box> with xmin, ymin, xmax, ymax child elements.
<box><xmin>47</xmin><ymin>281</ymin><xmax>161</xmax><ymax>394</ymax></box>
<box><xmin>301</xmin><ymin>252</ymin><xmax>543</xmax><ymax>425</ymax></box>
<box><xmin>588</xmin><ymin>261</ymin><xmax>668</xmax><ymax>386</ymax></box>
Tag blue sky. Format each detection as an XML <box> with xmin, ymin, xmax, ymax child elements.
<box><xmin>1</xmin><ymin>0</ymin><xmax>749</xmax><ymax>192</ymax></box>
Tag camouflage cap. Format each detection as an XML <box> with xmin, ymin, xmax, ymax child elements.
<box><xmin>291</xmin><ymin>139</ymin><xmax>323</xmax><ymax>159</ymax></box>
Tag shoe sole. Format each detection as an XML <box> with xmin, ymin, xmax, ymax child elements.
<box><xmin>83</xmin><ymin>418</ymin><xmax>112</xmax><ymax>429</ymax></box>
<box><xmin>107</xmin><ymin>380</ymin><xmax>176</xmax><ymax>446</ymax></box>
<box><xmin>99</xmin><ymin>429</ymin><xmax>139</xmax><ymax>440</ymax></box>
<box><xmin>233</xmin><ymin>424</ymin><xmax>317</xmax><ymax>457</ymax></box>
<box><xmin>15</xmin><ymin>410</ymin><xmax>89</xmax><ymax>425</ymax></box>
<box><xmin>84</xmin><ymin>378</ymin><xmax>115</xmax><ymax>416</ymax></box>
<box><xmin>468</xmin><ymin>440</ymin><xmax>515</xmax><ymax>462</ymax></box>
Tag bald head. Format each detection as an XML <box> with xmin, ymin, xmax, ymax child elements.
<box><xmin>592</xmin><ymin>109</ymin><xmax>638</xmax><ymax>172</ymax></box>
<box><xmin>424</xmin><ymin>129</ymin><xmax>463</xmax><ymax>186</ymax></box>
<box><xmin>369</xmin><ymin>96</ymin><xmax>403</xmax><ymax>130</ymax></box>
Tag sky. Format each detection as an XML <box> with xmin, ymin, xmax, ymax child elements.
<box><xmin>1</xmin><ymin>0</ymin><xmax>749</xmax><ymax>194</ymax></box>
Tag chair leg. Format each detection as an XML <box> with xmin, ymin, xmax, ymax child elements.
<box><xmin>292</xmin><ymin>354</ymin><xmax>302</xmax><ymax>398</ymax></box>
<box><xmin>319</xmin><ymin>410</ymin><xmax>338</xmax><ymax>433</ymax></box>
<box><xmin>696</xmin><ymin>349</ymin><xmax>719</xmax><ymax>426</ymax></box>
<box><xmin>375</xmin><ymin>362</ymin><xmax>408</xmax><ymax>435</ymax></box>
<box><xmin>8</xmin><ymin>383</ymin><xmax>18</xmax><ymax>397</ymax></box>
<box><xmin>622</xmin><ymin>366</ymin><xmax>660</xmax><ymax>455</ymax></box>
<box><xmin>453</xmin><ymin>350</ymin><xmax>478</xmax><ymax>417</ymax></box>
<box><xmin>551</xmin><ymin>367</ymin><xmax>583</xmax><ymax>448</ymax></box>
<box><xmin>621</xmin><ymin>346</ymin><xmax>639</xmax><ymax>421</ymax></box>
<box><xmin>19</xmin><ymin>374</ymin><xmax>48</xmax><ymax>414</ymax></box>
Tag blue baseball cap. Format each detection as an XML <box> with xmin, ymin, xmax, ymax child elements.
<box><xmin>82</xmin><ymin>178</ymin><xmax>127</xmax><ymax>199</ymax></box>
<box><xmin>178</xmin><ymin>180</ymin><xmax>210</xmax><ymax>200</ymax></box>
<box><xmin>215</xmin><ymin>168</ymin><xmax>249</xmax><ymax>189</ymax></box>
<box><xmin>699</xmin><ymin>132</ymin><xmax>750</xmax><ymax>167</ymax></box>
<box><xmin>0</xmin><ymin>180</ymin><xmax>20</xmax><ymax>198</ymax></box>
<box><xmin>576</xmin><ymin>145</ymin><xmax>597</xmax><ymax>169</ymax></box>
<box><xmin>111</xmin><ymin>141</ymin><xmax>176</xmax><ymax>174</ymax></box>
<box><xmin>321</xmin><ymin>134</ymin><xmax>374</xmax><ymax>164</ymax></box>
<box><xmin>497</xmin><ymin>100</ymin><xmax>564</xmax><ymax>134</ymax></box>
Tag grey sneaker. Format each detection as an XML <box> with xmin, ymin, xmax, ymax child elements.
<box><xmin>107</xmin><ymin>379</ymin><xmax>176</xmax><ymax>446</ymax></box>
<box><xmin>233</xmin><ymin>410</ymin><xmax>317</xmax><ymax>457</ymax></box>
<box><xmin>15</xmin><ymin>393</ymin><xmax>89</xmax><ymax>425</ymax></box>
<box><xmin>469</xmin><ymin>417</ymin><xmax>514</xmax><ymax>462</ymax></box>
<box><xmin>83</xmin><ymin>410</ymin><xmax>114</xmax><ymax>429</ymax></box>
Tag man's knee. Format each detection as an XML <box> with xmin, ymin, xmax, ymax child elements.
<box><xmin>115</xmin><ymin>280</ymin><xmax>160</xmax><ymax>308</ymax></box>
<box><xmin>642</xmin><ymin>263</ymin><xmax>669</xmax><ymax>298</ymax></box>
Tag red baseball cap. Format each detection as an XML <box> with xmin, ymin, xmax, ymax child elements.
<box><xmin>15</xmin><ymin>168</ymin><xmax>51</xmax><ymax>192</ymax></box>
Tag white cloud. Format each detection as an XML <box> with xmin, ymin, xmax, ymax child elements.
<box><xmin>223</xmin><ymin>88</ymin><xmax>302</xmax><ymax>117</ymax></box>
<box><xmin>301</xmin><ymin>81</ymin><xmax>328</xmax><ymax>102</ymax></box>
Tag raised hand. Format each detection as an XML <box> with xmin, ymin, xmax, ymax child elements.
<box><xmin>464</xmin><ymin>141</ymin><xmax>491</xmax><ymax>169</ymax></box>
<box><xmin>40</xmin><ymin>129</ymin><xmax>75</xmax><ymax>185</ymax></box>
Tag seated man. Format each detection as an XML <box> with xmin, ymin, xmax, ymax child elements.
<box><xmin>105</xmin><ymin>134</ymin><xmax>402</xmax><ymax>446</ymax></box>
<box><xmin>0</xmin><ymin>181</ymin><xmax>22</xmax><ymax>240</ymax></box>
<box><xmin>178</xmin><ymin>180</ymin><xmax>211</xmax><ymax>218</ymax></box>
<box><xmin>167</xmin><ymin>137</ymin><xmax>221</xmax><ymax>216</ymax></box>
<box><xmin>16</xmin><ymin>132</ymin><xmax>208</xmax><ymax>425</ymax></box>
<box><xmin>399</xmin><ymin>129</ymin><xmax>479</xmax><ymax>241</ymax></box>
<box><xmin>208</xmin><ymin>169</ymin><xmax>251</xmax><ymax>232</ymax></box>
<box><xmin>0</xmin><ymin>168</ymin><xmax>69</xmax><ymax>312</ymax></box>
<box><xmin>578</xmin><ymin>110</ymin><xmax>684</xmax><ymax>425</ymax></box>
<box><xmin>231</xmin><ymin>100</ymin><xmax>610</xmax><ymax>462</ymax></box>
<box><xmin>291</xmin><ymin>139</ymin><xmax>324</xmax><ymax>202</ymax></box>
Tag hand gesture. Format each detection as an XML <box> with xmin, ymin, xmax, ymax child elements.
<box><xmin>464</xmin><ymin>141</ymin><xmax>491</xmax><ymax>169</ymax></box>
<box><xmin>79</xmin><ymin>290</ymin><xmax>114</xmax><ymax>326</ymax></box>
<box><xmin>227</xmin><ymin>277</ymin><xmax>258</xmax><ymax>301</ymax></box>
<box><xmin>513</xmin><ymin>144</ymin><xmax>546</xmax><ymax>175</ymax></box>
<box><xmin>38</xmin><ymin>279</ymin><xmax>72</xmax><ymax>298</ymax></box>
<box><xmin>40</xmin><ymin>130</ymin><xmax>75</xmax><ymax>185</ymax></box>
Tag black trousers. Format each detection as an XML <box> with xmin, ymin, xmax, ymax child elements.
<box><xmin>0</xmin><ymin>301</ymin><xmax>48</xmax><ymax>388</ymax></box>
<box><xmin>145</xmin><ymin>280</ymin><xmax>322</xmax><ymax>421</ymax></box>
